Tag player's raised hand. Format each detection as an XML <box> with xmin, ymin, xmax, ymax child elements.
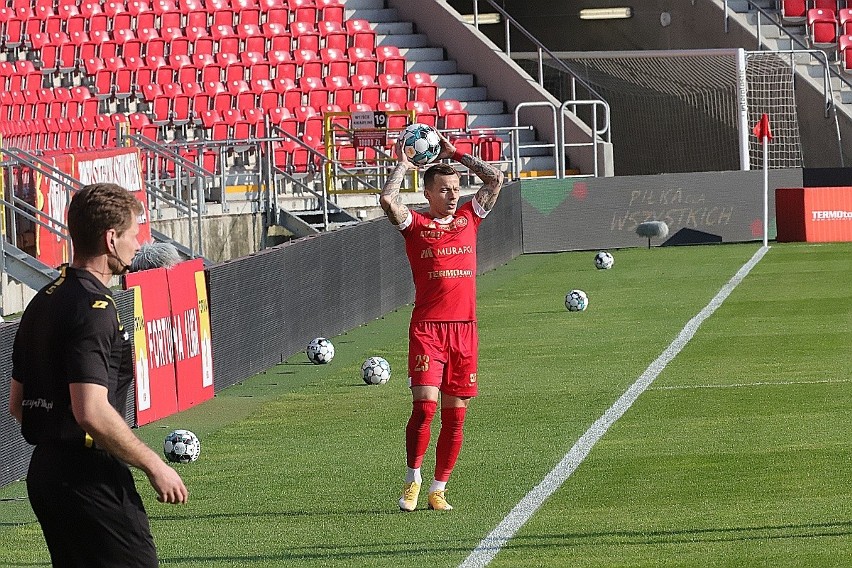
<box><xmin>435</xmin><ymin>131</ymin><xmax>458</xmax><ymax>162</ymax></box>
<box><xmin>393</xmin><ymin>138</ymin><xmax>418</xmax><ymax>170</ymax></box>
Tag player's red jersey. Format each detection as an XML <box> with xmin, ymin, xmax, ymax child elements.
<box><xmin>400</xmin><ymin>200</ymin><xmax>484</xmax><ymax>322</ymax></box>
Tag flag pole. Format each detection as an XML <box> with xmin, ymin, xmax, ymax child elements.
<box><xmin>763</xmin><ymin>133</ymin><xmax>769</xmax><ymax>248</ymax></box>
<box><xmin>752</xmin><ymin>114</ymin><xmax>772</xmax><ymax>248</ymax></box>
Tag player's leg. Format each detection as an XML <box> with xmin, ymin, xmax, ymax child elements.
<box><xmin>430</xmin><ymin>322</ymin><xmax>478</xmax><ymax>511</ymax></box>
<box><xmin>401</xmin><ymin>322</ymin><xmax>445</xmax><ymax>511</ymax></box>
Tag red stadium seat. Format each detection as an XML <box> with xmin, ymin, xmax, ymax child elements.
<box><xmin>379</xmin><ymin>73</ymin><xmax>409</xmax><ymax>107</ymax></box>
<box><xmin>840</xmin><ymin>34</ymin><xmax>852</xmax><ymax>72</ymax></box>
<box><xmin>320</xmin><ymin>48</ymin><xmax>349</xmax><ymax>77</ymax></box>
<box><xmin>299</xmin><ymin>75</ymin><xmax>329</xmax><ymax>109</ymax></box>
<box><xmin>294</xmin><ymin>49</ymin><xmax>323</xmax><ymax>78</ymax></box>
<box><xmin>347</xmin><ymin>47</ymin><xmax>378</xmax><ymax>78</ymax></box>
<box><xmin>317</xmin><ymin>0</ymin><xmax>344</xmax><ymax>24</ymax></box>
<box><xmin>318</xmin><ymin>20</ymin><xmax>347</xmax><ymax>50</ymax></box>
<box><xmin>808</xmin><ymin>8</ymin><xmax>838</xmax><ymax>47</ymax></box>
<box><xmin>325</xmin><ymin>75</ymin><xmax>355</xmax><ymax>110</ymax></box>
<box><xmin>407</xmin><ymin>72</ymin><xmax>438</xmax><ymax>107</ymax></box>
<box><xmin>377</xmin><ymin>45</ymin><xmax>406</xmax><ymax>77</ymax></box>
<box><xmin>406</xmin><ymin>100</ymin><xmax>437</xmax><ymax>128</ymax></box>
<box><xmin>436</xmin><ymin>99</ymin><xmax>468</xmax><ymax>131</ymax></box>
<box><xmin>292</xmin><ymin>21</ymin><xmax>320</xmax><ymax>51</ymax></box>
<box><xmin>781</xmin><ymin>0</ymin><xmax>807</xmax><ymax>23</ymax></box>
<box><xmin>840</xmin><ymin>8</ymin><xmax>852</xmax><ymax>34</ymax></box>
<box><xmin>352</xmin><ymin>74</ymin><xmax>380</xmax><ymax>108</ymax></box>
<box><xmin>345</xmin><ymin>19</ymin><xmax>376</xmax><ymax>49</ymax></box>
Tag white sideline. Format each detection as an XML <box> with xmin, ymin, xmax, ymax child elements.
<box><xmin>459</xmin><ymin>246</ymin><xmax>770</xmax><ymax>568</ymax></box>
<box><xmin>649</xmin><ymin>378</ymin><xmax>852</xmax><ymax>391</ymax></box>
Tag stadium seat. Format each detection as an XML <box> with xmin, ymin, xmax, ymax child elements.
<box><xmin>405</xmin><ymin>100</ymin><xmax>438</xmax><ymax>128</ymax></box>
<box><xmin>808</xmin><ymin>8</ymin><xmax>838</xmax><ymax>47</ymax></box>
<box><xmin>376</xmin><ymin>101</ymin><xmax>407</xmax><ymax>130</ymax></box>
<box><xmin>294</xmin><ymin>49</ymin><xmax>323</xmax><ymax>78</ymax></box>
<box><xmin>285</xmin><ymin>0</ymin><xmax>316</xmax><ymax>22</ymax></box>
<box><xmin>320</xmin><ymin>48</ymin><xmax>350</xmax><ymax>77</ymax></box>
<box><xmin>299</xmin><ymin>75</ymin><xmax>329</xmax><ymax>108</ymax></box>
<box><xmin>407</xmin><ymin>72</ymin><xmax>438</xmax><ymax>107</ymax></box>
<box><xmin>317</xmin><ymin>0</ymin><xmax>344</xmax><ymax>24</ymax></box>
<box><xmin>352</xmin><ymin>74</ymin><xmax>381</xmax><ymax>107</ymax></box>
<box><xmin>840</xmin><ymin>34</ymin><xmax>852</xmax><ymax>72</ymax></box>
<box><xmin>436</xmin><ymin>99</ymin><xmax>468</xmax><ymax>131</ymax></box>
<box><xmin>840</xmin><ymin>8</ymin><xmax>852</xmax><ymax>34</ymax></box>
<box><xmin>377</xmin><ymin>45</ymin><xmax>406</xmax><ymax>77</ymax></box>
<box><xmin>324</xmin><ymin>75</ymin><xmax>355</xmax><ymax>109</ymax></box>
<box><xmin>271</xmin><ymin>50</ymin><xmax>297</xmax><ymax>81</ymax></box>
<box><xmin>292</xmin><ymin>21</ymin><xmax>320</xmax><ymax>51</ymax></box>
<box><xmin>781</xmin><ymin>0</ymin><xmax>807</xmax><ymax>22</ymax></box>
<box><xmin>812</xmin><ymin>0</ymin><xmax>837</xmax><ymax>10</ymax></box>
<box><xmin>476</xmin><ymin>132</ymin><xmax>504</xmax><ymax>162</ymax></box>
<box><xmin>378</xmin><ymin>74</ymin><xmax>409</xmax><ymax>108</ymax></box>
<box><xmin>347</xmin><ymin>46</ymin><xmax>378</xmax><ymax>77</ymax></box>
<box><xmin>345</xmin><ymin>19</ymin><xmax>376</xmax><ymax>49</ymax></box>
<box><xmin>318</xmin><ymin>20</ymin><xmax>347</xmax><ymax>51</ymax></box>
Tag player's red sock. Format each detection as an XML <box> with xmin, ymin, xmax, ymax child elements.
<box><xmin>435</xmin><ymin>406</ymin><xmax>467</xmax><ymax>482</ymax></box>
<box><xmin>405</xmin><ymin>399</ymin><xmax>437</xmax><ymax>468</ymax></box>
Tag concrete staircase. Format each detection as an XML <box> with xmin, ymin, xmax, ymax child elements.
<box><xmin>345</xmin><ymin>0</ymin><xmax>555</xmax><ymax>173</ymax></box>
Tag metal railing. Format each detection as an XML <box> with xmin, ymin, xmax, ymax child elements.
<box><xmin>471</xmin><ymin>0</ymin><xmax>611</xmax><ymax>177</ymax></box>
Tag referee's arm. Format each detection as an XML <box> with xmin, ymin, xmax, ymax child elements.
<box><xmin>71</xmin><ymin>382</ymin><xmax>189</xmax><ymax>504</ymax></box>
<box><xmin>8</xmin><ymin>378</ymin><xmax>22</xmax><ymax>423</ymax></box>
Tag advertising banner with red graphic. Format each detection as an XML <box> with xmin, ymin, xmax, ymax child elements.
<box><xmin>125</xmin><ymin>268</ymin><xmax>179</xmax><ymax>426</ymax></box>
<box><xmin>776</xmin><ymin>186</ymin><xmax>852</xmax><ymax>242</ymax></box>
<box><xmin>165</xmin><ymin>259</ymin><xmax>214</xmax><ymax>412</ymax></box>
<box><xmin>31</xmin><ymin>148</ymin><xmax>150</xmax><ymax>268</ymax></box>
<box><xmin>32</xmin><ymin>155</ymin><xmax>74</xmax><ymax>269</ymax></box>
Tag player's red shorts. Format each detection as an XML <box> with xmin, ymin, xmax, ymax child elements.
<box><xmin>408</xmin><ymin>321</ymin><xmax>479</xmax><ymax>398</ymax></box>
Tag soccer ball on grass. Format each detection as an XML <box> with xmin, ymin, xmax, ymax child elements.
<box><xmin>565</xmin><ymin>289</ymin><xmax>588</xmax><ymax>312</ymax></box>
<box><xmin>594</xmin><ymin>251</ymin><xmax>614</xmax><ymax>270</ymax></box>
<box><xmin>401</xmin><ymin>123</ymin><xmax>441</xmax><ymax>166</ymax></box>
<box><xmin>306</xmin><ymin>337</ymin><xmax>335</xmax><ymax>364</ymax></box>
<box><xmin>163</xmin><ymin>429</ymin><xmax>201</xmax><ymax>463</ymax></box>
<box><xmin>361</xmin><ymin>356</ymin><xmax>391</xmax><ymax>385</ymax></box>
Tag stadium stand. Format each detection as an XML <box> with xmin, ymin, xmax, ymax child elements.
<box><xmin>0</xmin><ymin>0</ymin><xmax>519</xmax><ymax>180</ymax></box>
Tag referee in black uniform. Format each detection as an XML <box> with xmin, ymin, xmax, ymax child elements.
<box><xmin>8</xmin><ymin>183</ymin><xmax>188</xmax><ymax>568</ymax></box>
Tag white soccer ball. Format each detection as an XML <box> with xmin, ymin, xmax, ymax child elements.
<box><xmin>361</xmin><ymin>356</ymin><xmax>391</xmax><ymax>385</ymax></box>
<box><xmin>163</xmin><ymin>429</ymin><xmax>201</xmax><ymax>463</ymax></box>
<box><xmin>306</xmin><ymin>337</ymin><xmax>335</xmax><ymax>364</ymax></box>
<box><xmin>401</xmin><ymin>123</ymin><xmax>441</xmax><ymax>166</ymax></box>
<box><xmin>565</xmin><ymin>289</ymin><xmax>588</xmax><ymax>312</ymax></box>
<box><xmin>594</xmin><ymin>251</ymin><xmax>614</xmax><ymax>270</ymax></box>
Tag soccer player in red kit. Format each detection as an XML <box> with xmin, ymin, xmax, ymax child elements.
<box><xmin>380</xmin><ymin>134</ymin><xmax>504</xmax><ymax>511</ymax></box>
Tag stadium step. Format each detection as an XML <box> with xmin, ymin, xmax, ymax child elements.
<box><xmin>439</xmin><ymin>86</ymin><xmax>488</xmax><ymax>102</ymax></box>
<box><xmin>372</xmin><ymin>21</ymin><xmax>415</xmax><ymax>36</ymax></box>
<box><xmin>378</xmin><ymin>33</ymin><xmax>432</xmax><ymax>49</ymax></box>
<box><xmin>407</xmin><ymin>59</ymin><xmax>458</xmax><ymax>75</ymax></box>
<box><xmin>400</xmin><ymin>47</ymin><xmax>447</xmax><ymax>63</ymax></box>
<box><xmin>347</xmin><ymin>8</ymin><xmax>401</xmax><ymax>23</ymax></box>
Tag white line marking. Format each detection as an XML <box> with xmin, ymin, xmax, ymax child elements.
<box><xmin>459</xmin><ymin>246</ymin><xmax>770</xmax><ymax>568</ymax></box>
<box><xmin>649</xmin><ymin>379</ymin><xmax>852</xmax><ymax>391</ymax></box>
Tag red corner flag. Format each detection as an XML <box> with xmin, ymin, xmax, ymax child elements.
<box><xmin>752</xmin><ymin>113</ymin><xmax>773</xmax><ymax>141</ymax></box>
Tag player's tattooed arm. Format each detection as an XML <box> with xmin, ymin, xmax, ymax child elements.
<box><xmin>379</xmin><ymin>162</ymin><xmax>412</xmax><ymax>226</ymax></box>
<box><xmin>463</xmin><ymin>153</ymin><xmax>504</xmax><ymax>212</ymax></box>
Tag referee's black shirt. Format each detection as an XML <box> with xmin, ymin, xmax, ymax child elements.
<box><xmin>12</xmin><ymin>265</ymin><xmax>134</xmax><ymax>447</ymax></box>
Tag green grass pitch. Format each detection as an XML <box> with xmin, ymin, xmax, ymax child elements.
<box><xmin>1</xmin><ymin>242</ymin><xmax>850</xmax><ymax>567</ymax></box>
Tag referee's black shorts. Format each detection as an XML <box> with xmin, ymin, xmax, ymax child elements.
<box><xmin>27</xmin><ymin>443</ymin><xmax>158</xmax><ymax>568</ymax></box>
